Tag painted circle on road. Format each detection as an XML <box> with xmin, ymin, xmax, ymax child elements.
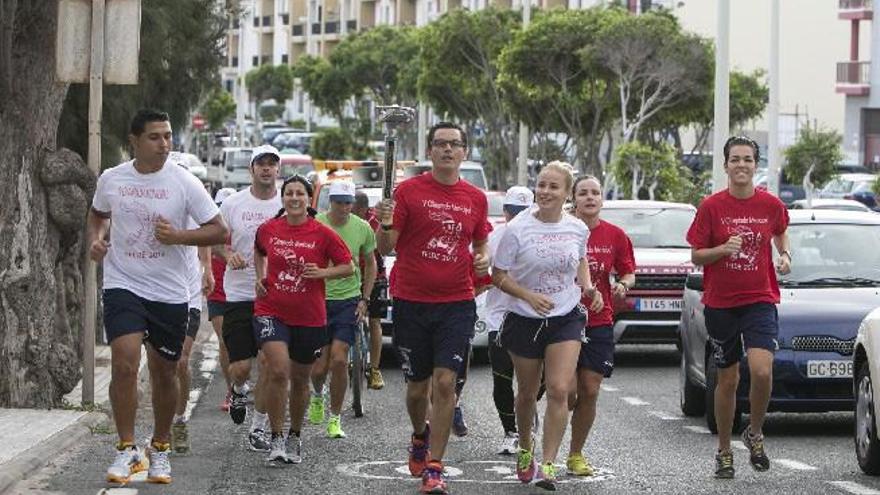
<box><xmin>336</xmin><ymin>460</ymin><xmax>615</xmax><ymax>484</ymax></box>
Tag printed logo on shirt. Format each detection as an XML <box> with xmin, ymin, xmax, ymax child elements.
<box><xmin>720</xmin><ymin>219</ymin><xmax>765</xmax><ymax>272</ymax></box>
<box><xmin>120</xmin><ymin>200</ymin><xmax>165</xmax><ymax>259</ymax></box>
<box><xmin>534</xmin><ymin>233</ymin><xmax>581</xmax><ymax>296</ymax></box>
<box><xmin>421</xmin><ymin>210</ymin><xmax>464</xmax><ymax>263</ymax></box>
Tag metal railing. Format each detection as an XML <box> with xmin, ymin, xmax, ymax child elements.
<box><xmin>837</xmin><ymin>61</ymin><xmax>871</xmax><ymax>85</ymax></box>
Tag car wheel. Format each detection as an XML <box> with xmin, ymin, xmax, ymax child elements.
<box><xmin>705</xmin><ymin>357</ymin><xmax>742</xmax><ymax>434</ymax></box>
<box><xmin>856</xmin><ymin>361</ymin><xmax>880</xmax><ymax>475</ymax></box>
<box><xmin>680</xmin><ymin>351</ymin><xmax>705</xmax><ymax>416</ymax></box>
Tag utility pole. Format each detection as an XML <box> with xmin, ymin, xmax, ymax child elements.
<box><xmin>712</xmin><ymin>0</ymin><xmax>730</xmax><ymax>192</ymax></box>
<box><xmin>516</xmin><ymin>0</ymin><xmax>531</xmax><ymax>187</ymax></box>
<box><xmin>767</xmin><ymin>0</ymin><xmax>781</xmax><ymax>196</ymax></box>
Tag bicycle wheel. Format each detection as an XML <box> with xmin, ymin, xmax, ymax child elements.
<box><xmin>352</xmin><ymin>321</ymin><xmax>366</xmax><ymax>417</ymax></box>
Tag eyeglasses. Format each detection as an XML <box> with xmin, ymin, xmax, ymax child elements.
<box><xmin>430</xmin><ymin>139</ymin><xmax>466</xmax><ymax>149</ymax></box>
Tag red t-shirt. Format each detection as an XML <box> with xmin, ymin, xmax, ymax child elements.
<box><xmin>207</xmin><ymin>254</ymin><xmax>226</xmax><ymax>303</ymax></box>
<box><xmin>253</xmin><ymin>217</ymin><xmax>352</xmax><ymax>327</ymax></box>
<box><xmin>582</xmin><ymin>220</ymin><xmax>636</xmax><ymax>328</ymax></box>
<box><xmin>686</xmin><ymin>189</ymin><xmax>789</xmax><ymax>309</ymax></box>
<box><xmin>389</xmin><ymin>173</ymin><xmax>490</xmax><ymax>303</ymax></box>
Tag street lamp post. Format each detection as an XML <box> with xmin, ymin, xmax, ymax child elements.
<box><xmin>712</xmin><ymin>0</ymin><xmax>730</xmax><ymax>192</ymax></box>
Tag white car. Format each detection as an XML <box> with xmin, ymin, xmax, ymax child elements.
<box><xmin>790</xmin><ymin>198</ymin><xmax>871</xmax><ymax>212</ymax></box>
<box><xmin>854</xmin><ymin>306</ymin><xmax>880</xmax><ymax>474</ymax></box>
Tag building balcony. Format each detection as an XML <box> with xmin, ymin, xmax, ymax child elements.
<box><xmin>836</xmin><ymin>61</ymin><xmax>871</xmax><ymax>96</ymax></box>
<box><xmin>839</xmin><ymin>0</ymin><xmax>872</xmax><ymax>20</ymax></box>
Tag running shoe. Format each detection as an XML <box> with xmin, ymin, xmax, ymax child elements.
<box><xmin>741</xmin><ymin>426</ymin><xmax>770</xmax><ymax>471</ymax></box>
<box><xmin>267</xmin><ymin>434</ymin><xmax>301</xmax><ymax>465</ymax></box>
<box><xmin>147</xmin><ymin>443</ymin><xmax>172</xmax><ymax>484</ymax></box>
<box><xmin>534</xmin><ymin>462</ymin><xmax>558</xmax><ymax>491</ymax></box>
<box><xmin>171</xmin><ymin>422</ymin><xmax>190</xmax><ymax>455</ymax></box>
<box><xmin>452</xmin><ymin>406</ymin><xmax>468</xmax><ymax>437</ymax></box>
<box><xmin>408</xmin><ymin>424</ymin><xmax>431</xmax><ymax>477</ymax></box>
<box><xmin>229</xmin><ymin>387</ymin><xmax>248</xmax><ymax>425</ymax></box>
<box><xmin>516</xmin><ymin>447</ymin><xmax>536</xmax><ymax>483</ymax></box>
<box><xmin>106</xmin><ymin>444</ymin><xmax>147</xmax><ymax>483</ymax></box>
<box><xmin>566</xmin><ymin>452</ymin><xmax>594</xmax><ymax>476</ymax></box>
<box><xmin>497</xmin><ymin>431</ymin><xmax>519</xmax><ymax>455</ymax></box>
<box><xmin>715</xmin><ymin>449</ymin><xmax>735</xmax><ymax>479</ymax></box>
<box><xmin>248</xmin><ymin>429</ymin><xmax>271</xmax><ymax>452</ymax></box>
<box><xmin>220</xmin><ymin>390</ymin><xmax>231</xmax><ymax>412</ymax></box>
<box><xmin>327</xmin><ymin>414</ymin><xmax>346</xmax><ymax>439</ymax></box>
<box><xmin>308</xmin><ymin>394</ymin><xmax>325</xmax><ymax>425</ymax></box>
<box><xmin>420</xmin><ymin>460</ymin><xmax>448</xmax><ymax>494</ymax></box>
<box><xmin>367</xmin><ymin>366</ymin><xmax>385</xmax><ymax>390</ymax></box>
<box><xmin>288</xmin><ymin>434</ymin><xmax>303</xmax><ymax>464</ymax></box>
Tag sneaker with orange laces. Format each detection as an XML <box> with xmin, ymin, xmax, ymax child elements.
<box><xmin>408</xmin><ymin>424</ymin><xmax>431</xmax><ymax>477</ymax></box>
<box><xmin>420</xmin><ymin>460</ymin><xmax>448</xmax><ymax>494</ymax></box>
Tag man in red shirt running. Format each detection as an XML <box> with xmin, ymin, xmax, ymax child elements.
<box><xmin>377</xmin><ymin>122</ymin><xmax>490</xmax><ymax>495</ymax></box>
<box><xmin>686</xmin><ymin>136</ymin><xmax>791</xmax><ymax>479</ymax></box>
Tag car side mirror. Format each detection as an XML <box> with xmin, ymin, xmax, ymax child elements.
<box><xmin>685</xmin><ymin>272</ymin><xmax>704</xmax><ymax>291</ymax></box>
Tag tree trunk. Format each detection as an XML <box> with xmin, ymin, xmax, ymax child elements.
<box><xmin>0</xmin><ymin>1</ymin><xmax>94</xmax><ymax>407</ymax></box>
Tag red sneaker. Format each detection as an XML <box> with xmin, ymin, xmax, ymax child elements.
<box><xmin>420</xmin><ymin>461</ymin><xmax>448</xmax><ymax>494</ymax></box>
<box><xmin>408</xmin><ymin>424</ymin><xmax>431</xmax><ymax>477</ymax></box>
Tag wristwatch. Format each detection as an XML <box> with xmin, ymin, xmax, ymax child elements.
<box><xmin>359</xmin><ymin>296</ymin><xmax>369</xmax><ymax>304</ymax></box>
<box><xmin>780</xmin><ymin>249</ymin><xmax>792</xmax><ymax>260</ymax></box>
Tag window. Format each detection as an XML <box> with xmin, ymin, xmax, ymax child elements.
<box><xmin>252</xmin><ymin>56</ymin><xmax>259</xmax><ymax>66</ymax></box>
<box><xmin>281</xmin><ymin>13</ymin><xmax>290</xmax><ymax>24</ymax></box>
<box><xmin>225</xmin><ymin>80</ymin><xmax>233</xmax><ymax>92</ymax></box>
<box><xmin>231</xmin><ymin>56</ymin><xmax>238</xmax><ymax>67</ymax></box>
<box><xmin>262</xmin><ymin>15</ymin><xmax>271</xmax><ymax>26</ymax></box>
<box><xmin>281</xmin><ymin>54</ymin><xmax>289</xmax><ymax>64</ymax></box>
<box><xmin>253</xmin><ymin>16</ymin><xmax>259</xmax><ymax>26</ymax></box>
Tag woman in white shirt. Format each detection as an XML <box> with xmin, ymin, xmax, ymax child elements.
<box><xmin>492</xmin><ymin>161</ymin><xmax>604</xmax><ymax>491</ymax></box>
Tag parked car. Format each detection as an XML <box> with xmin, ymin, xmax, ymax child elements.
<box><xmin>598</xmin><ymin>200</ymin><xmax>697</xmax><ymax>345</ymax></box>
<box><xmin>789</xmin><ymin>198</ymin><xmax>871</xmax><ymax>212</ymax></box>
<box><xmin>168</xmin><ymin>151</ymin><xmax>206</xmax><ymax>180</ymax></box>
<box><xmin>408</xmin><ymin>161</ymin><xmax>489</xmax><ymax>190</ymax></box>
<box><xmin>218</xmin><ymin>147</ymin><xmax>252</xmax><ymax>189</ymax></box>
<box><xmin>854</xmin><ymin>306</ymin><xmax>880</xmax><ymax>474</ymax></box>
<box><xmin>272</xmin><ymin>131</ymin><xmax>315</xmax><ymax>153</ymax></box>
<box><xmin>680</xmin><ymin>209</ymin><xmax>880</xmax><ymax>432</ymax></box>
<box><xmin>819</xmin><ymin>173</ymin><xmax>878</xmax><ymax>209</ymax></box>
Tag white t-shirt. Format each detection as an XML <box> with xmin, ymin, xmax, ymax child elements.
<box><xmin>92</xmin><ymin>160</ymin><xmax>219</xmax><ymax>303</ymax></box>
<box><xmin>493</xmin><ymin>208</ymin><xmax>588</xmax><ymax>319</ymax></box>
<box><xmin>220</xmin><ymin>188</ymin><xmax>281</xmax><ymax>302</ymax></box>
<box><xmin>185</xmin><ymin>219</ymin><xmax>202</xmax><ymax>309</ymax></box>
<box><xmin>484</xmin><ymin>222</ymin><xmax>512</xmax><ymax>331</ymax></box>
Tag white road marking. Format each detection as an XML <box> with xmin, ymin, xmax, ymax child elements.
<box><xmin>338</xmin><ymin>460</ymin><xmax>616</xmax><ymax>484</ymax></box>
<box><xmin>731</xmin><ymin>440</ymin><xmax>747</xmax><ymax>451</ymax></box>
<box><xmin>648</xmin><ymin>411</ymin><xmax>683</xmax><ymax>421</ymax></box>
<box><xmin>621</xmin><ymin>397</ymin><xmax>650</xmax><ymax>406</ymax></box>
<box><xmin>600</xmin><ymin>385</ymin><xmax>619</xmax><ymax>392</ymax></box>
<box><xmin>97</xmin><ymin>488</ymin><xmax>138</xmax><ymax>495</ymax></box>
<box><xmin>199</xmin><ymin>357</ymin><xmax>218</xmax><ymax>372</ymax></box>
<box><xmin>184</xmin><ymin>389</ymin><xmax>202</xmax><ymax>420</ymax></box>
<box><xmin>683</xmin><ymin>425</ymin><xmax>711</xmax><ymax>434</ymax></box>
<box><xmin>828</xmin><ymin>481</ymin><xmax>880</xmax><ymax>495</ymax></box>
<box><xmin>775</xmin><ymin>459</ymin><xmax>817</xmax><ymax>471</ymax></box>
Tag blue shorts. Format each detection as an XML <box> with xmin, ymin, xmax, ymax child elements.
<box><xmin>102</xmin><ymin>288</ymin><xmax>188</xmax><ymax>361</ymax></box>
<box><xmin>252</xmin><ymin>315</ymin><xmax>327</xmax><ymax>365</ymax></box>
<box><xmin>499</xmin><ymin>305</ymin><xmax>586</xmax><ymax>360</ymax></box>
<box><xmin>326</xmin><ymin>297</ymin><xmax>360</xmax><ymax>347</ymax></box>
<box><xmin>577</xmin><ymin>325</ymin><xmax>615</xmax><ymax>377</ymax></box>
<box><xmin>392</xmin><ymin>299</ymin><xmax>476</xmax><ymax>382</ymax></box>
<box><xmin>704</xmin><ymin>302</ymin><xmax>779</xmax><ymax>369</ymax></box>
<box><xmin>207</xmin><ymin>300</ymin><xmax>225</xmax><ymax>320</ymax></box>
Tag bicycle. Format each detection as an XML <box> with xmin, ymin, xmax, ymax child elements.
<box><xmin>349</xmin><ymin>320</ymin><xmax>370</xmax><ymax>418</ymax></box>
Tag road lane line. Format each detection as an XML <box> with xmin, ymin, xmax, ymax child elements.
<box><xmin>828</xmin><ymin>481</ymin><xmax>880</xmax><ymax>495</ymax></box>
<box><xmin>621</xmin><ymin>397</ymin><xmax>650</xmax><ymax>406</ymax></box>
<box><xmin>731</xmin><ymin>441</ymin><xmax>747</xmax><ymax>451</ymax></box>
<box><xmin>683</xmin><ymin>425</ymin><xmax>711</xmax><ymax>434</ymax></box>
<box><xmin>600</xmin><ymin>385</ymin><xmax>619</xmax><ymax>392</ymax></box>
<box><xmin>648</xmin><ymin>411</ymin><xmax>683</xmax><ymax>420</ymax></box>
<box><xmin>97</xmin><ymin>489</ymin><xmax>138</xmax><ymax>495</ymax></box>
<box><xmin>775</xmin><ymin>459</ymin><xmax>817</xmax><ymax>471</ymax></box>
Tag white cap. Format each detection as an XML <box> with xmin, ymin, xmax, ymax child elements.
<box><xmin>250</xmin><ymin>144</ymin><xmax>281</xmax><ymax>166</ymax></box>
<box><xmin>504</xmin><ymin>186</ymin><xmax>534</xmax><ymax>207</ymax></box>
<box><xmin>214</xmin><ymin>187</ymin><xmax>236</xmax><ymax>204</ymax></box>
<box><xmin>328</xmin><ymin>181</ymin><xmax>356</xmax><ymax>203</ymax></box>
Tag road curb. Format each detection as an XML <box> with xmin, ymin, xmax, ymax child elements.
<box><xmin>0</xmin><ymin>410</ymin><xmax>109</xmax><ymax>495</ymax></box>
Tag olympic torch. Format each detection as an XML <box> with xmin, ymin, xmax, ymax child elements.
<box><xmin>376</xmin><ymin>105</ymin><xmax>416</xmax><ymax>200</ymax></box>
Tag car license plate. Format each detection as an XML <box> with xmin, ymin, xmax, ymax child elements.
<box><xmin>806</xmin><ymin>360</ymin><xmax>853</xmax><ymax>379</ymax></box>
<box><xmin>636</xmin><ymin>298</ymin><xmax>682</xmax><ymax>312</ymax></box>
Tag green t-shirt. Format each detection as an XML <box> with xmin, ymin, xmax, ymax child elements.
<box><xmin>316</xmin><ymin>212</ymin><xmax>377</xmax><ymax>300</ymax></box>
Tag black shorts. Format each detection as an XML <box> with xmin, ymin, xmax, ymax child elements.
<box><xmin>252</xmin><ymin>315</ymin><xmax>327</xmax><ymax>365</ymax></box>
<box><xmin>207</xmin><ymin>300</ymin><xmax>225</xmax><ymax>320</ymax></box>
<box><xmin>222</xmin><ymin>301</ymin><xmax>259</xmax><ymax>363</ymax></box>
<box><xmin>577</xmin><ymin>325</ymin><xmax>614</xmax><ymax>377</ymax></box>
<box><xmin>499</xmin><ymin>305</ymin><xmax>586</xmax><ymax>360</ymax></box>
<box><xmin>327</xmin><ymin>297</ymin><xmax>359</xmax><ymax>346</ymax></box>
<box><xmin>368</xmin><ymin>279</ymin><xmax>390</xmax><ymax>319</ymax></box>
<box><xmin>185</xmin><ymin>308</ymin><xmax>201</xmax><ymax>339</ymax></box>
<box><xmin>392</xmin><ymin>298</ymin><xmax>476</xmax><ymax>382</ymax></box>
<box><xmin>705</xmin><ymin>302</ymin><xmax>779</xmax><ymax>369</ymax></box>
<box><xmin>102</xmin><ymin>288</ymin><xmax>188</xmax><ymax>362</ymax></box>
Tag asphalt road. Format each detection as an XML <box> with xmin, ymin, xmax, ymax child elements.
<box><xmin>12</xmin><ymin>344</ymin><xmax>880</xmax><ymax>495</ymax></box>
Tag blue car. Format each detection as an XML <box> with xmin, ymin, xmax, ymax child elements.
<box><xmin>678</xmin><ymin>209</ymin><xmax>880</xmax><ymax>432</ymax></box>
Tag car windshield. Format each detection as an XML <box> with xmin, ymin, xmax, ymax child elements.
<box><xmin>486</xmin><ymin>194</ymin><xmax>504</xmax><ymax>217</ymax></box>
<box><xmin>280</xmin><ymin>163</ymin><xmax>314</xmax><ymax>178</ymax></box>
<box><xmin>461</xmin><ymin>168</ymin><xmax>486</xmax><ymax>189</ymax></box>
<box><xmin>822</xmin><ymin>178</ymin><xmax>854</xmax><ymax>194</ymax></box>
<box><xmin>600</xmin><ymin>208</ymin><xmax>695</xmax><ymax>248</ymax></box>
<box><xmin>780</xmin><ymin>224</ymin><xmax>880</xmax><ymax>285</ymax></box>
<box><xmin>226</xmin><ymin>150</ymin><xmax>252</xmax><ymax>170</ymax></box>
